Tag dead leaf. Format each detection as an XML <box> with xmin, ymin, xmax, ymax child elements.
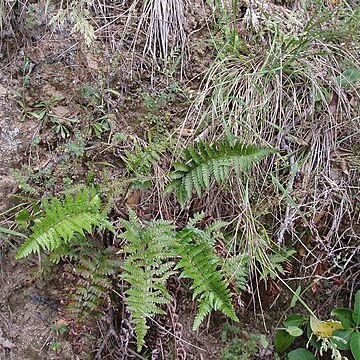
<box><xmin>329</xmin><ymin>91</ymin><xmax>339</xmax><ymax>115</ymax></box>
<box><xmin>177</xmin><ymin>128</ymin><xmax>196</xmax><ymax>137</ymax></box>
<box><xmin>0</xmin><ymin>84</ymin><xmax>7</xmax><ymax>97</ymax></box>
<box><xmin>313</xmin><ymin>211</ymin><xmax>326</xmax><ymax>225</ymax></box>
<box><xmin>51</xmin><ymin>105</ymin><xmax>70</xmax><ymax>118</ymax></box>
<box><xmin>85</xmin><ymin>53</ymin><xmax>99</xmax><ymax>70</ymax></box>
<box><xmin>311</xmin><ymin>279</ymin><xmax>320</xmax><ymax>294</ymax></box>
<box><xmin>54</xmin><ymin>318</ymin><xmax>69</xmax><ymax>329</ymax></box>
<box><xmin>0</xmin><ymin>336</ymin><xmax>16</xmax><ymax>350</ymax></box>
<box><xmin>298</xmin><ymin>247</ymin><xmax>306</xmax><ymax>257</ymax></box>
<box><xmin>126</xmin><ymin>190</ymin><xmax>141</xmax><ymax>209</ymax></box>
<box><xmin>339</xmin><ymin>158</ymin><xmax>349</xmax><ymax>175</ymax></box>
<box><xmin>310</xmin><ymin>316</ymin><xmax>343</xmax><ymax>338</ymax></box>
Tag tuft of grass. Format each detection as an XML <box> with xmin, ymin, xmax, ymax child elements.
<box><xmin>120</xmin><ymin>0</ymin><xmax>188</xmax><ymax>73</ymax></box>
<box><xmin>183</xmin><ymin>0</ymin><xmax>360</xmax><ymax>308</ymax></box>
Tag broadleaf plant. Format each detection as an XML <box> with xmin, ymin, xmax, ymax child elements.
<box><xmin>275</xmin><ymin>290</ymin><xmax>360</xmax><ymax>360</ymax></box>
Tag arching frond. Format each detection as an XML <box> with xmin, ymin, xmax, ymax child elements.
<box><xmin>16</xmin><ymin>187</ymin><xmax>113</xmax><ymax>259</ymax></box>
<box><xmin>166</xmin><ymin>139</ymin><xmax>274</xmax><ymax>207</ymax></box>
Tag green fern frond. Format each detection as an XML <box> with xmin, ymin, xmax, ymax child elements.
<box><xmin>119</xmin><ymin>212</ymin><xmax>239</xmax><ymax>349</ymax></box>
<box><xmin>49</xmin><ymin>234</ymin><xmax>87</xmax><ymax>264</ymax></box>
<box><xmin>16</xmin><ymin>187</ymin><xmax>113</xmax><ymax>259</ymax></box>
<box><xmin>124</xmin><ymin>139</ymin><xmax>169</xmax><ymax>176</ymax></box>
<box><xmin>120</xmin><ymin>210</ymin><xmax>176</xmax><ymax>351</ymax></box>
<box><xmin>166</xmin><ymin>139</ymin><xmax>274</xmax><ymax>207</ymax></box>
<box><xmin>174</xmin><ymin>227</ymin><xmax>238</xmax><ymax>330</ymax></box>
<box><xmin>223</xmin><ymin>255</ymin><xmax>250</xmax><ymax>293</ymax></box>
<box><xmin>71</xmin><ymin>247</ymin><xmax>120</xmax><ymax>318</ymax></box>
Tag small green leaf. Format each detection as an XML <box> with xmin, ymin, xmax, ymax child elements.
<box><xmin>15</xmin><ymin>208</ymin><xmax>32</xmax><ymax>228</ymax></box>
<box><xmin>290</xmin><ymin>286</ymin><xmax>302</xmax><ymax>307</ymax></box>
<box><xmin>307</xmin><ymin>325</ymin><xmax>321</xmax><ymax>350</ymax></box>
<box><xmin>353</xmin><ymin>291</ymin><xmax>360</xmax><ymax>326</ymax></box>
<box><xmin>288</xmin><ymin>348</ymin><xmax>316</xmax><ymax>360</ymax></box>
<box><xmin>350</xmin><ymin>332</ymin><xmax>360</xmax><ymax>360</ymax></box>
<box><xmin>274</xmin><ymin>330</ymin><xmax>295</xmax><ymax>353</ymax></box>
<box><xmin>284</xmin><ymin>314</ymin><xmax>306</xmax><ymax>328</ymax></box>
<box><xmin>286</xmin><ymin>326</ymin><xmax>303</xmax><ymax>337</ymax></box>
<box><xmin>0</xmin><ymin>226</ymin><xmax>27</xmax><ymax>238</ymax></box>
<box><xmin>259</xmin><ymin>334</ymin><xmax>269</xmax><ymax>348</ymax></box>
<box><xmin>332</xmin><ymin>329</ymin><xmax>353</xmax><ymax>350</ymax></box>
<box><xmin>336</xmin><ymin>68</ymin><xmax>360</xmax><ymax>89</ymax></box>
<box><xmin>331</xmin><ymin>308</ymin><xmax>354</xmax><ymax>330</ymax></box>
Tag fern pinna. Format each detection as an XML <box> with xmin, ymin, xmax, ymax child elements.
<box><xmin>16</xmin><ymin>187</ymin><xmax>113</xmax><ymax>259</ymax></box>
<box><xmin>166</xmin><ymin>139</ymin><xmax>274</xmax><ymax>207</ymax></box>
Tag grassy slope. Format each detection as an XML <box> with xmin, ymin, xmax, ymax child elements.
<box><xmin>0</xmin><ymin>0</ymin><xmax>359</xmax><ymax>359</ymax></box>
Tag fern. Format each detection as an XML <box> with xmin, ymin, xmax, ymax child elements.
<box><xmin>166</xmin><ymin>139</ymin><xmax>274</xmax><ymax>207</ymax></box>
<box><xmin>119</xmin><ymin>211</ymin><xmax>239</xmax><ymax>350</ymax></box>
<box><xmin>71</xmin><ymin>247</ymin><xmax>120</xmax><ymax>318</ymax></box>
<box><xmin>48</xmin><ymin>234</ymin><xmax>87</xmax><ymax>264</ymax></box>
<box><xmin>258</xmin><ymin>248</ymin><xmax>296</xmax><ymax>280</ymax></box>
<box><xmin>223</xmin><ymin>255</ymin><xmax>250</xmax><ymax>293</ymax></box>
<box><xmin>16</xmin><ymin>187</ymin><xmax>113</xmax><ymax>259</ymax></box>
<box><xmin>174</xmin><ymin>226</ymin><xmax>239</xmax><ymax>329</ymax></box>
<box><xmin>120</xmin><ymin>210</ymin><xmax>176</xmax><ymax>351</ymax></box>
<box><xmin>50</xmin><ymin>1</ymin><xmax>96</xmax><ymax>46</ymax></box>
<box><xmin>124</xmin><ymin>139</ymin><xmax>169</xmax><ymax>176</ymax></box>
<box><xmin>70</xmin><ymin>6</ymin><xmax>96</xmax><ymax>46</ymax></box>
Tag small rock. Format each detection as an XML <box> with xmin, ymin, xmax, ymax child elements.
<box><xmin>0</xmin><ymin>84</ymin><xmax>7</xmax><ymax>97</ymax></box>
<box><xmin>0</xmin><ymin>336</ymin><xmax>16</xmax><ymax>350</ymax></box>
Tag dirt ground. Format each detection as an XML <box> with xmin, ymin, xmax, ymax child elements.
<box><xmin>0</xmin><ymin>78</ymin><xmax>82</xmax><ymax>358</ymax></box>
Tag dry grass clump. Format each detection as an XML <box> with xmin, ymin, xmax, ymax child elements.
<box><xmin>183</xmin><ymin>0</ymin><xmax>360</xmax><ymax>299</ymax></box>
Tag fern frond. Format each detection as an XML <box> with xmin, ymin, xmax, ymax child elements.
<box><xmin>174</xmin><ymin>227</ymin><xmax>238</xmax><ymax>330</ymax></box>
<box><xmin>119</xmin><ymin>211</ymin><xmax>239</xmax><ymax>349</ymax></box>
<box><xmin>49</xmin><ymin>234</ymin><xmax>87</xmax><ymax>264</ymax></box>
<box><xmin>124</xmin><ymin>139</ymin><xmax>169</xmax><ymax>176</ymax></box>
<box><xmin>120</xmin><ymin>210</ymin><xmax>176</xmax><ymax>351</ymax></box>
<box><xmin>223</xmin><ymin>255</ymin><xmax>250</xmax><ymax>293</ymax></box>
<box><xmin>166</xmin><ymin>139</ymin><xmax>274</xmax><ymax>207</ymax></box>
<box><xmin>70</xmin><ymin>247</ymin><xmax>120</xmax><ymax>318</ymax></box>
<box><xmin>16</xmin><ymin>187</ymin><xmax>113</xmax><ymax>259</ymax></box>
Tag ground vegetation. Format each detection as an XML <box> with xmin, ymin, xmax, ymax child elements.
<box><xmin>0</xmin><ymin>0</ymin><xmax>359</xmax><ymax>359</ymax></box>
